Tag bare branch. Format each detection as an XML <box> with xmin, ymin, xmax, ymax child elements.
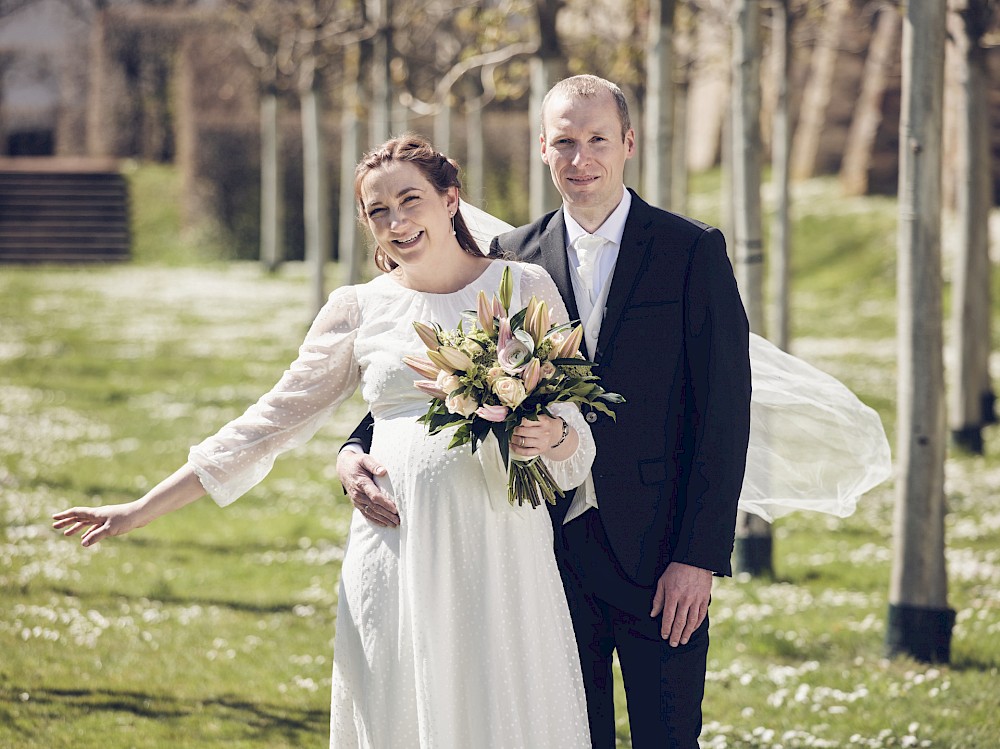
<box><xmin>400</xmin><ymin>40</ymin><xmax>536</xmax><ymax>114</ymax></box>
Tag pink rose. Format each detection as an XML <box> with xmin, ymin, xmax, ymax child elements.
<box><xmin>475</xmin><ymin>404</ymin><xmax>510</xmax><ymax>422</ymax></box>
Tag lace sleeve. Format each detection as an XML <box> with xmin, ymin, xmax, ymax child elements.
<box><xmin>518</xmin><ymin>262</ymin><xmax>572</xmax><ymax>326</ymax></box>
<box><xmin>187</xmin><ymin>285</ymin><xmax>362</xmax><ymax>506</ymax></box>
<box><xmin>518</xmin><ymin>263</ymin><xmax>595</xmax><ymax>490</ymax></box>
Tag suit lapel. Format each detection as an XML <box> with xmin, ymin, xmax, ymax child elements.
<box><xmin>596</xmin><ymin>191</ymin><xmax>653</xmax><ymax>362</ymax></box>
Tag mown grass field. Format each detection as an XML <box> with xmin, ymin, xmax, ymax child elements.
<box><xmin>1</xmin><ymin>167</ymin><xmax>999</xmax><ymax>748</ymax></box>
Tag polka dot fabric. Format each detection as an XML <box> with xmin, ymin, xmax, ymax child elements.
<box><xmin>188</xmin><ymin>261</ymin><xmax>593</xmax><ymax>748</ymax></box>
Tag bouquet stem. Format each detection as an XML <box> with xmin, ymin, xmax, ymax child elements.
<box><xmin>508</xmin><ymin>456</ymin><xmax>565</xmax><ymax>508</ymax></box>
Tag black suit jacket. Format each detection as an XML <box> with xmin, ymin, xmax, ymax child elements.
<box><xmin>490</xmin><ymin>190</ymin><xmax>751</xmax><ymax>585</ymax></box>
<box><xmin>346</xmin><ymin>190</ymin><xmax>751</xmax><ymax>587</ymax></box>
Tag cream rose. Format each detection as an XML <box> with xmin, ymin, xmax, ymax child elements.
<box><xmin>445</xmin><ymin>392</ymin><xmax>478</xmax><ymax>417</ymax></box>
<box><xmin>436</xmin><ymin>371</ymin><xmax>461</xmax><ymax>394</ymax></box>
<box><xmin>493</xmin><ymin>377</ymin><xmax>528</xmax><ymax>408</ymax></box>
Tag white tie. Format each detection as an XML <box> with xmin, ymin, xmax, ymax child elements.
<box><xmin>573</xmin><ymin>233</ymin><xmax>604</xmax><ymax>302</ymax></box>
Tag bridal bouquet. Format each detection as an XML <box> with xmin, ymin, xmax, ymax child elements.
<box><xmin>403</xmin><ymin>266</ymin><xmax>624</xmax><ymax>508</ymax></box>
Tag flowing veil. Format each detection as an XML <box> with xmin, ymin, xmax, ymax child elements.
<box><xmin>458</xmin><ymin>199</ymin><xmax>893</xmax><ymax>522</ymax></box>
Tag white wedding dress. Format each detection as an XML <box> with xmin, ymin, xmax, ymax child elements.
<box><xmin>188</xmin><ymin>260</ymin><xmax>594</xmax><ymax>748</ymax></box>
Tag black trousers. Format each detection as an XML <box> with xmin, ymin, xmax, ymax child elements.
<box><xmin>557</xmin><ymin>509</ymin><xmax>709</xmax><ymax>749</ymax></box>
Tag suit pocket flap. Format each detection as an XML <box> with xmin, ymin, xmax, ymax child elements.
<box><xmin>638</xmin><ymin>458</ymin><xmax>667</xmax><ymax>485</ymax></box>
<box><xmin>623</xmin><ymin>301</ymin><xmax>679</xmax><ymax>321</ymax></box>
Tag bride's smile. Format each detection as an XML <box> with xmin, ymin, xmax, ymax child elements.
<box><xmin>393</xmin><ymin>230</ymin><xmax>423</xmax><ymax>248</ymax></box>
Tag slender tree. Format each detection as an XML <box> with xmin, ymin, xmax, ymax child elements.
<box><xmin>839</xmin><ymin>5</ymin><xmax>901</xmax><ymax>196</ymax></box>
<box><xmin>259</xmin><ymin>84</ymin><xmax>284</xmax><ymax>271</ymax></box>
<box><xmin>731</xmin><ymin>0</ymin><xmax>772</xmax><ymax>576</ymax></box>
<box><xmin>529</xmin><ymin>0</ymin><xmax>564</xmax><ymax>218</ymax></box>
<box><xmin>768</xmin><ymin>0</ymin><xmax>792</xmax><ymax>352</ymax></box>
<box><xmin>368</xmin><ymin>0</ymin><xmax>392</xmax><ymax>145</ymax></box>
<box><xmin>227</xmin><ymin>2</ymin><xmax>292</xmax><ymax>271</ymax></box>
<box><xmin>670</xmin><ymin>1</ymin><xmax>698</xmax><ymax>216</ymax></box>
<box><xmin>643</xmin><ymin>0</ymin><xmax>676</xmax><ymax>209</ymax></box>
<box><xmin>790</xmin><ymin>0</ymin><xmax>848</xmax><ymax>180</ymax></box>
<box><xmin>228</xmin><ymin>1</ymin><xmax>289</xmax><ymax>271</ymax></box>
<box><xmin>229</xmin><ymin>0</ymin><xmax>372</xmax><ymax>300</ymax></box>
<box><xmin>887</xmin><ymin>0</ymin><xmax>953</xmax><ymax>664</ymax></box>
<box><xmin>339</xmin><ymin>39</ymin><xmax>366</xmax><ymax>284</ymax></box>
<box><xmin>947</xmin><ymin>0</ymin><xmax>996</xmax><ymax>453</ymax></box>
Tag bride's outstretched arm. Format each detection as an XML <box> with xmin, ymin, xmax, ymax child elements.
<box><xmin>52</xmin><ymin>465</ymin><xmax>205</xmax><ymax>547</ymax></box>
<box><xmin>54</xmin><ymin>284</ymin><xmax>364</xmax><ymax>545</ymax></box>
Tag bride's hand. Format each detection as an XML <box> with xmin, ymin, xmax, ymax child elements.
<box><xmin>511</xmin><ymin>414</ymin><xmax>576</xmax><ymax>459</ymax></box>
<box><xmin>52</xmin><ymin>501</ymin><xmax>147</xmax><ymax>548</ymax></box>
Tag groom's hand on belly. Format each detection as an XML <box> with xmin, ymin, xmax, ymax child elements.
<box><xmin>337</xmin><ymin>449</ymin><xmax>400</xmax><ymax>527</ymax></box>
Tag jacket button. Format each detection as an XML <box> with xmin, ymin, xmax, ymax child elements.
<box><xmin>585</xmin><ymin>412</ymin><xmax>597</xmax><ymax>423</ymax></box>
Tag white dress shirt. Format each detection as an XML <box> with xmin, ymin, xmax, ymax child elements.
<box><xmin>562</xmin><ymin>187</ymin><xmax>631</xmax><ymax>524</ymax></box>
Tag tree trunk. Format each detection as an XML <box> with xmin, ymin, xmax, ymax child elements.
<box><xmin>368</xmin><ymin>0</ymin><xmax>392</xmax><ymax>146</ymax></box>
<box><xmin>769</xmin><ymin>0</ymin><xmax>791</xmax><ymax>352</ymax></box>
<box><xmin>671</xmin><ymin>72</ymin><xmax>690</xmax><ymax>216</ymax></box>
<box><xmin>721</xmin><ymin>97</ymin><xmax>735</xmax><ymax>265</ymax></box>
<box><xmin>643</xmin><ymin>0</ymin><xmax>675</xmax><ymax>209</ymax></box>
<box><xmin>86</xmin><ymin>12</ymin><xmax>111</xmax><ymax>157</ymax></box>
<box><xmin>948</xmin><ymin>0</ymin><xmax>995</xmax><ymax>453</ymax></box>
<box><xmin>730</xmin><ymin>0</ymin><xmax>772</xmax><ymax>577</ymax></box>
<box><xmin>840</xmin><ymin>8</ymin><xmax>901</xmax><ymax>196</ymax></box>
<box><xmin>790</xmin><ymin>0</ymin><xmax>849</xmax><ymax>180</ymax></box>
<box><xmin>301</xmin><ymin>77</ymin><xmax>331</xmax><ymax>314</ymax></box>
<box><xmin>887</xmin><ymin>0</ymin><xmax>953</xmax><ymax>664</ymax></box>
<box><xmin>340</xmin><ymin>44</ymin><xmax>364</xmax><ymax>285</ymax></box>
<box><xmin>466</xmin><ymin>99</ymin><xmax>485</xmax><ymax>206</ymax></box>
<box><xmin>260</xmin><ymin>89</ymin><xmax>283</xmax><ymax>272</ymax></box>
<box><xmin>434</xmin><ymin>97</ymin><xmax>452</xmax><ymax>156</ymax></box>
<box><xmin>530</xmin><ymin>0</ymin><xmax>564</xmax><ymax>218</ymax></box>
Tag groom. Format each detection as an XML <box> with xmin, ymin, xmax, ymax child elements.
<box><xmin>339</xmin><ymin>75</ymin><xmax>751</xmax><ymax>748</ymax></box>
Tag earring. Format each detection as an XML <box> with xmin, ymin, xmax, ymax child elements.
<box><xmin>451</xmin><ymin>212</ymin><xmax>457</xmax><ymax>236</ymax></box>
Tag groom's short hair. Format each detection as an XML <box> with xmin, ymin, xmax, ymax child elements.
<box><xmin>540</xmin><ymin>75</ymin><xmax>632</xmax><ymax>142</ymax></box>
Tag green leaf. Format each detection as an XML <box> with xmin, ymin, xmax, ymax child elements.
<box><xmin>551</xmin><ymin>357</ymin><xmax>597</xmax><ymax>368</ymax></box>
<box><xmin>471</xmin><ymin>417</ymin><xmax>492</xmax><ymax>445</ymax></box>
<box><xmin>492</xmin><ymin>422</ymin><xmax>510</xmax><ymax>467</ymax></box>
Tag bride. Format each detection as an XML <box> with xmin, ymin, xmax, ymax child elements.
<box><xmin>54</xmin><ymin>135</ymin><xmax>595</xmax><ymax>748</ymax></box>
<box><xmin>53</xmin><ymin>133</ymin><xmax>891</xmax><ymax>748</ymax></box>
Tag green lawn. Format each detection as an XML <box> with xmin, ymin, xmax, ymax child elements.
<box><xmin>2</xmin><ymin>170</ymin><xmax>999</xmax><ymax>748</ymax></box>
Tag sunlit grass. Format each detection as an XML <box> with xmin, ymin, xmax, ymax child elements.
<box><xmin>2</xmin><ymin>171</ymin><xmax>999</xmax><ymax>748</ymax></box>
<box><xmin>123</xmin><ymin>161</ymin><xmax>231</xmax><ymax>265</ymax></box>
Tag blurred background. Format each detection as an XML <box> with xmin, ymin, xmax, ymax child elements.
<box><xmin>3</xmin><ymin>0</ymin><xmax>996</xmax><ymax>265</ymax></box>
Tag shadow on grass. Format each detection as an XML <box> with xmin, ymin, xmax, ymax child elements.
<box><xmin>949</xmin><ymin>652</ymin><xmax>1000</xmax><ymax>672</ymax></box>
<box><xmin>48</xmin><ymin>586</ymin><xmax>304</xmax><ymax>616</ymax></box>
<box><xmin>1</xmin><ymin>685</ymin><xmax>327</xmax><ymax>742</ymax></box>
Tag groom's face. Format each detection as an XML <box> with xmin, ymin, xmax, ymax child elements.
<box><xmin>540</xmin><ymin>90</ymin><xmax>635</xmax><ymax>231</ymax></box>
